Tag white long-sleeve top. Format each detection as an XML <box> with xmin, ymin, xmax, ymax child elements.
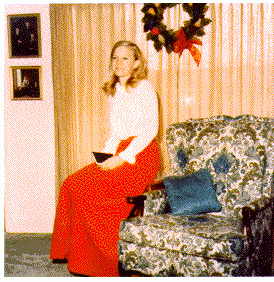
<box><xmin>101</xmin><ymin>79</ymin><xmax>159</xmax><ymax>164</ymax></box>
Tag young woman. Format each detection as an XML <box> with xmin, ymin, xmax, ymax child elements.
<box><xmin>50</xmin><ymin>40</ymin><xmax>160</xmax><ymax>276</ymax></box>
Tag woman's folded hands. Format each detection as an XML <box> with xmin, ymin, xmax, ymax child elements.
<box><xmin>98</xmin><ymin>155</ymin><xmax>126</xmax><ymax>170</ymax></box>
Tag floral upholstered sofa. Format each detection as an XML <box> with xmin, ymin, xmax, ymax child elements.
<box><xmin>118</xmin><ymin>115</ymin><xmax>274</xmax><ymax>277</ymax></box>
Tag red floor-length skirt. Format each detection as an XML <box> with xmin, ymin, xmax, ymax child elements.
<box><xmin>50</xmin><ymin>137</ymin><xmax>160</xmax><ymax>276</ymax></box>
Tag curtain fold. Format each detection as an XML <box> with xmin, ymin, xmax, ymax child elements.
<box><xmin>50</xmin><ymin>3</ymin><xmax>274</xmax><ymax>198</ymax></box>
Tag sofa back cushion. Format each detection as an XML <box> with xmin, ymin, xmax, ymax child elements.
<box><xmin>166</xmin><ymin>115</ymin><xmax>274</xmax><ymax>217</ymax></box>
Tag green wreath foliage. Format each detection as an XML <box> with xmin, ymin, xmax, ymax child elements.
<box><xmin>141</xmin><ymin>3</ymin><xmax>211</xmax><ymax>54</ymax></box>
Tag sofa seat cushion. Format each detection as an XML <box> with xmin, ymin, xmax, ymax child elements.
<box><xmin>118</xmin><ymin>240</ymin><xmax>247</xmax><ymax>277</ymax></box>
<box><xmin>119</xmin><ymin>213</ymin><xmax>248</xmax><ymax>261</ymax></box>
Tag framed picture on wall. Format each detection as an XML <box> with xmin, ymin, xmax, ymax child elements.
<box><xmin>10</xmin><ymin>66</ymin><xmax>42</xmax><ymax>100</ymax></box>
<box><xmin>7</xmin><ymin>13</ymin><xmax>41</xmax><ymax>58</ymax></box>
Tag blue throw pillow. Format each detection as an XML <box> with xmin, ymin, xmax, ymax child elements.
<box><xmin>163</xmin><ymin>169</ymin><xmax>222</xmax><ymax>216</ymax></box>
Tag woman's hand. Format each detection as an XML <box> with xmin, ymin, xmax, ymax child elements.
<box><xmin>98</xmin><ymin>156</ymin><xmax>126</xmax><ymax>170</ymax></box>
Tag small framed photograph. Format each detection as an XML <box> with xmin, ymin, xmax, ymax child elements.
<box><xmin>10</xmin><ymin>66</ymin><xmax>42</xmax><ymax>100</ymax></box>
<box><xmin>7</xmin><ymin>13</ymin><xmax>41</xmax><ymax>58</ymax></box>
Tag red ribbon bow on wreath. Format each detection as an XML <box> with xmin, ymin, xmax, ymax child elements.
<box><xmin>174</xmin><ymin>28</ymin><xmax>203</xmax><ymax>66</ymax></box>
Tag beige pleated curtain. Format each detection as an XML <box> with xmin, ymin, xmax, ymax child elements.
<box><xmin>50</xmin><ymin>3</ymin><xmax>274</xmax><ymax>198</ymax></box>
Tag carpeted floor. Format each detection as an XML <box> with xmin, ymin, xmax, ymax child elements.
<box><xmin>4</xmin><ymin>233</ymin><xmax>73</xmax><ymax>277</ymax></box>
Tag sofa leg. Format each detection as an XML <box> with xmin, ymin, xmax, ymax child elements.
<box><xmin>118</xmin><ymin>262</ymin><xmax>148</xmax><ymax>277</ymax></box>
<box><xmin>118</xmin><ymin>262</ymin><xmax>127</xmax><ymax>277</ymax></box>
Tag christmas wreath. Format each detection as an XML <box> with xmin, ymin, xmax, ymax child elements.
<box><xmin>141</xmin><ymin>3</ymin><xmax>211</xmax><ymax>65</ymax></box>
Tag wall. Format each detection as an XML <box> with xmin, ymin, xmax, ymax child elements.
<box><xmin>4</xmin><ymin>4</ymin><xmax>56</xmax><ymax>233</ymax></box>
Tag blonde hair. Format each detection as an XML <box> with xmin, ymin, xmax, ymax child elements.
<box><xmin>102</xmin><ymin>41</ymin><xmax>148</xmax><ymax>96</ymax></box>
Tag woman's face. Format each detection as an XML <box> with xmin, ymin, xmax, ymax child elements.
<box><xmin>111</xmin><ymin>46</ymin><xmax>139</xmax><ymax>79</ymax></box>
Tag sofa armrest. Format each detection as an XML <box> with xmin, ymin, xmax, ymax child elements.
<box><xmin>242</xmin><ymin>196</ymin><xmax>273</xmax><ymax>229</ymax></box>
<box><xmin>146</xmin><ymin>179</ymin><xmax>166</xmax><ymax>192</ymax></box>
<box><xmin>126</xmin><ymin>180</ymin><xmax>165</xmax><ymax>218</ymax></box>
<box><xmin>143</xmin><ymin>190</ymin><xmax>167</xmax><ymax>216</ymax></box>
<box><xmin>244</xmin><ymin>196</ymin><xmax>274</xmax><ymax>214</ymax></box>
<box><xmin>143</xmin><ymin>181</ymin><xmax>167</xmax><ymax>216</ymax></box>
<box><xmin>242</xmin><ymin>196</ymin><xmax>274</xmax><ymax>258</ymax></box>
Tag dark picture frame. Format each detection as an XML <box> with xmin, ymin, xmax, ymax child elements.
<box><xmin>7</xmin><ymin>13</ymin><xmax>41</xmax><ymax>58</ymax></box>
<box><xmin>10</xmin><ymin>66</ymin><xmax>42</xmax><ymax>100</ymax></box>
